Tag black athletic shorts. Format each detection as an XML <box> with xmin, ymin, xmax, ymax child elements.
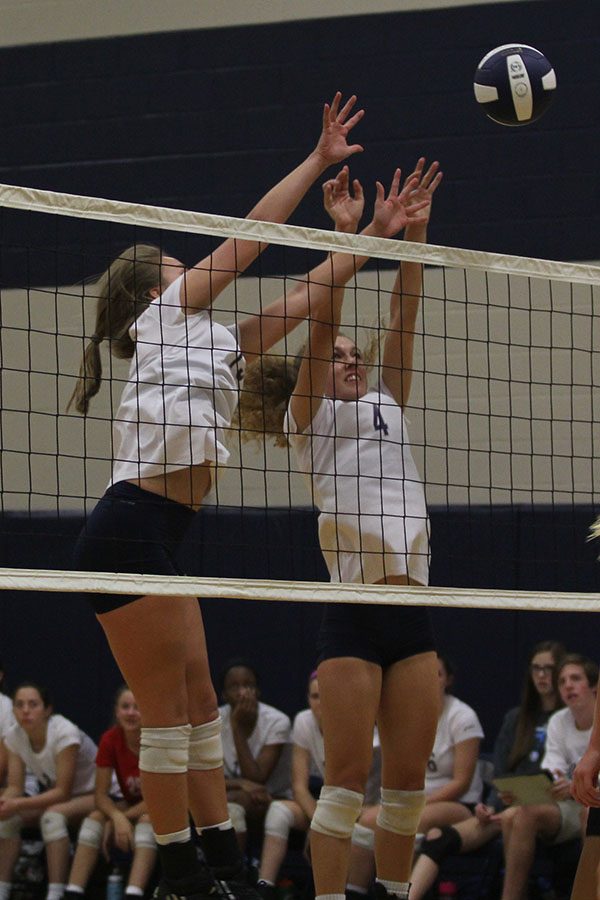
<box><xmin>587</xmin><ymin>805</ymin><xmax>600</xmax><ymax>836</ymax></box>
<box><xmin>72</xmin><ymin>481</ymin><xmax>196</xmax><ymax>615</ymax></box>
<box><xmin>316</xmin><ymin>601</ymin><xmax>435</xmax><ymax>669</ymax></box>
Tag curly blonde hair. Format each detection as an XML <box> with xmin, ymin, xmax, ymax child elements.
<box><xmin>237</xmin><ymin>327</ymin><xmax>381</xmax><ymax>447</ymax></box>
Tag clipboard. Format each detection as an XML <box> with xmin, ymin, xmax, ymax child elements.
<box><xmin>492</xmin><ymin>772</ymin><xmax>554</xmax><ymax>806</ymax></box>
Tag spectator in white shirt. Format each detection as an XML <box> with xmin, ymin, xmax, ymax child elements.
<box><xmin>219</xmin><ymin>661</ymin><xmax>291</xmax><ymax>850</ymax></box>
<box><xmin>498</xmin><ymin>653</ymin><xmax>598</xmax><ymax>900</ymax></box>
<box><xmin>0</xmin><ymin>683</ymin><xmax>97</xmax><ymax>900</ymax></box>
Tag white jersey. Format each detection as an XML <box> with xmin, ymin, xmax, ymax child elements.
<box><xmin>542</xmin><ymin>707</ymin><xmax>593</xmax><ymax>778</ymax></box>
<box><xmin>285</xmin><ymin>381</ymin><xmax>429</xmax><ymax>585</ymax></box>
<box><xmin>219</xmin><ymin>701</ymin><xmax>292</xmax><ymax>798</ymax></box>
<box><xmin>291</xmin><ymin>707</ymin><xmax>381</xmax><ymax>805</ymax></box>
<box><xmin>0</xmin><ymin>693</ymin><xmax>15</xmax><ymax>740</ymax></box>
<box><xmin>426</xmin><ymin>695</ymin><xmax>484</xmax><ymax>804</ymax></box>
<box><xmin>111</xmin><ymin>274</ymin><xmax>245</xmax><ymax>485</ymax></box>
<box><xmin>4</xmin><ymin>714</ymin><xmax>97</xmax><ymax>795</ymax></box>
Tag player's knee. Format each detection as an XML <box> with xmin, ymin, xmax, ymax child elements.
<box><xmin>311</xmin><ymin>785</ymin><xmax>363</xmax><ymax>840</ymax></box>
<box><xmin>134</xmin><ymin>821</ymin><xmax>156</xmax><ymax>849</ymax></box>
<box><xmin>420</xmin><ymin>825</ymin><xmax>462</xmax><ymax>864</ymax></box>
<box><xmin>376</xmin><ymin>788</ymin><xmax>425</xmax><ymax>836</ymax></box>
<box><xmin>0</xmin><ymin>815</ymin><xmax>23</xmax><ymax>839</ymax></box>
<box><xmin>188</xmin><ymin>717</ymin><xmax>223</xmax><ymax>771</ymax></box>
<box><xmin>351</xmin><ymin>822</ymin><xmax>375</xmax><ymax>850</ymax></box>
<box><xmin>264</xmin><ymin>801</ymin><xmax>296</xmax><ymax>840</ymax></box>
<box><xmin>228</xmin><ymin>802</ymin><xmax>247</xmax><ymax>834</ymax></box>
<box><xmin>78</xmin><ymin>816</ymin><xmax>104</xmax><ymax>849</ymax></box>
<box><xmin>139</xmin><ymin>724</ymin><xmax>191</xmax><ymax>774</ymax></box>
<box><xmin>41</xmin><ymin>810</ymin><xmax>69</xmax><ymax>843</ymax></box>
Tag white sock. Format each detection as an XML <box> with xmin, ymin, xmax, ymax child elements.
<box><xmin>259</xmin><ymin>880</ymin><xmax>275</xmax><ymax>888</ymax></box>
<box><xmin>376</xmin><ymin>879</ymin><xmax>410</xmax><ymax>899</ymax></box>
<box><xmin>316</xmin><ymin>894</ymin><xmax>346</xmax><ymax>900</ymax></box>
<box><xmin>346</xmin><ymin>886</ymin><xmax>368</xmax><ymax>895</ymax></box>
<box><xmin>46</xmin><ymin>883</ymin><xmax>66</xmax><ymax>900</ymax></box>
<box><xmin>0</xmin><ymin>882</ymin><xmax>12</xmax><ymax>900</ymax></box>
<box><xmin>125</xmin><ymin>888</ymin><xmax>144</xmax><ymax>897</ymax></box>
<box><xmin>66</xmin><ymin>887</ymin><xmax>84</xmax><ymax>895</ymax></box>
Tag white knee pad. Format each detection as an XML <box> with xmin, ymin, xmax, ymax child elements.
<box><xmin>41</xmin><ymin>810</ymin><xmax>69</xmax><ymax>843</ymax></box>
<box><xmin>77</xmin><ymin>816</ymin><xmax>103</xmax><ymax>848</ymax></box>
<box><xmin>0</xmin><ymin>814</ymin><xmax>23</xmax><ymax>839</ymax></box>
<box><xmin>228</xmin><ymin>802</ymin><xmax>247</xmax><ymax>834</ymax></box>
<box><xmin>188</xmin><ymin>717</ymin><xmax>223</xmax><ymax>771</ymax></box>
<box><xmin>139</xmin><ymin>724</ymin><xmax>191</xmax><ymax>774</ymax></box>
<box><xmin>376</xmin><ymin>788</ymin><xmax>425</xmax><ymax>836</ymax></box>
<box><xmin>134</xmin><ymin>821</ymin><xmax>156</xmax><ymax>849</ymax></box>
<box><xmin>311</xmin><ymin>786</ymin><xmax>363</xmax><ymax>840</ymax></box>
<box><xmin>264</xmin><ymin>801</ymin><xmax>296</xmax><ymax>840</ymax></box>
<box><xmin>351</xmin><ymin>822</ymin><xmax>375</xmax><ymax>851</ymax></box>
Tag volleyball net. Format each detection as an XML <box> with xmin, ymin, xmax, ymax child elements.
<box><xmin>0</xmin><ymin>183</ymin><xmax>600</xmax><ymax>612</ymax></box>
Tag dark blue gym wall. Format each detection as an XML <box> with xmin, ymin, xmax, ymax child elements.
<box><xmin>0</xmin><ymin>0</ymin><xmax>598</xmax><ymax>290</ymax></box>
<box><xmin>1</xmin><ymin>506</ymin><xmax>598</xmax><ymax>751</ymax></box>
<box><xmin>0</xmin><ymin>0</ymin><xmax>599</xmax><ymax>747</ymax></box>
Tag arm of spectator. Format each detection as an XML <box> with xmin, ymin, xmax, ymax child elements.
<box><xmin>291</xmin><ymin>744</ymin><xmax>317</xmax><ymax>821</ymax></box>
<box><xmin>94</xmin><ymin>766</ymin><xmax>134</xmax><ymax>853</ymax></box>
<box><xmin>425</xmin><ymin>738</ymin><xmax>480</xmax><ymax>804</ymax></box>
<box><xmin>0</xmin><ymin>750</ymin><xmax>26</xmax><ymax>817</ymax></box>
<box><xmin>0</xmin><ymin>740</ymin><xmax>7</xmax><ymax>786</ymax></box>
<box><xmin>3</xmin><ymin>744</ymin><xmax>77</xmax><ymax>815</ymax></box>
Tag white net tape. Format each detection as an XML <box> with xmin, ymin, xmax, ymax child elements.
<box><xmin>0</xmin><ymin>182</ymin><xmax>599</xmax><ymax>284</ymax></box>
<box><xmin>0</xmin><ymin>567</ymin><xmax>599</xmax><ymax>613</ymax></box>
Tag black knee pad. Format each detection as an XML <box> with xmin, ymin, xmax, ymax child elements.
<box><xmin>420</xmin><ymin>825</ymin><xmax>462</xmax><ymax>864</ymax></box>
<box><xmin>587</xmin><ymin>806</ymin><xmax>600</xmax><ymax>837</ymax></box>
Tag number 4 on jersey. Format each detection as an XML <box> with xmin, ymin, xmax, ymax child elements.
<box><xmin>373</xmin><ymin>404</ymin><xmax>389</xmax><ymax>436</ymax></box>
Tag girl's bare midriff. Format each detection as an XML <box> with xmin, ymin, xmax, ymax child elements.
<box><xmin>130</xmin><ymin>462</ymin><xmax>212</xmax><ymax>511</ymax></box>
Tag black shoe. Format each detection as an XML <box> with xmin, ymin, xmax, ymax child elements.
<box><xmin>372</xmin><ymin>884</ymin><xmax>409</xmax><ymax>900</ymax></box>
<box><xmin>256</xmin><ymin>882</ymin><xmax>277</xmax><ymax>900</ymax></box>
<box><xmin>153</xmin><ymin>870</ymin><xmax>221</xmax><ymax>900</ymax></box>
<box><xmin>212</xmin><ymin>863</ymin><xmax>261</xmax><ymax>900</ymax></box>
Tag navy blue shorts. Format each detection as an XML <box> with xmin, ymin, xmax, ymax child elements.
<box><xmin>316</xmin><ymin>601</ymin><xmax>435</xmax><ymax>669</ymax></box>
<box><xmin>72</xmin><ymin>481</ymin><xmax>196</xmax><ymax>615</ymax></box>
<box><xmin>587</xmin><ymin>806</ymin><xmax>600</xmax><ymax>836</ymax></box>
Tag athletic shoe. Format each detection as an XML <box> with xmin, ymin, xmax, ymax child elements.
<box><xmin>152</xmin><ymin>869</ymin><xmax>221</xmax><ymax>900</ymax></box>
<box><xmin>256</xmin><ymin>882</ymin><xmax>277</xmax><ymax>900</ymax></box>
<box><xmin>213</xmin><ymin>862</ymin><xmax>261</xmax><ymax>900</ymax></box>
<box><xmin>372</xmin><ymin>883</ymin><xmax>410</xmax><ymax>900</ymax></box>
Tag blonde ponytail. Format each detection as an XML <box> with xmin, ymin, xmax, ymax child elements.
<box><xmin>67</xmin><ymin>244</ymin><xmax>163</xmax><ymax>414</ymax></box>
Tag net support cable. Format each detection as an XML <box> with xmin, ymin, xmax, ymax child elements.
<box><xmin>0</xmin><ymin>183</ymin><xmax>599</xmax><ymax>285</ymax></box>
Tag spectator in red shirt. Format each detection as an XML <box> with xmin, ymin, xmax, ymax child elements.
<box><xmin>65</xmin><ymin>686</ymin><xmax>156</xmax><ymax>899</ymax></box>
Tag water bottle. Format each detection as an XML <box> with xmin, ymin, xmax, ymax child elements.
<box><xmin>438</xmin><ymin>881</ymin><xmax>458</xmax><ymax>899</ymax></box>
<box><xmin>106</xmin><ymin>868</ymin><xmax>124</xmax><ymax>900</ymax></box>
<box><xmin>529</xmin><ymin>725</ymin><xmax>546</xmax><ymax>762</ymax></box>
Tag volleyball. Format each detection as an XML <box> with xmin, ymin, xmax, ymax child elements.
<box><xmin>473</xmin><ymin>44</ymin><xmax>557</xmax><ymax>126</ymax></box>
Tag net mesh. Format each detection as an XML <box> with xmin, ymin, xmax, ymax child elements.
<box><xmin>1</xmin><ymin>183</ymin><xmax>599</xmax><ymax>611</ymax></box>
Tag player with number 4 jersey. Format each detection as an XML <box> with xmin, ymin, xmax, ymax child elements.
<box><xmin>288</xmin><ymin>378</ymin><xmax>429</xmax><ymax>585</ymax></box>
<box><xmin>285</xmin><ymin>159</ymin><xmax>443</xmax><ymax>900</ymax></box>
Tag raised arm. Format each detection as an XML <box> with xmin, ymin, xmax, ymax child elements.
<box><xmin>237</xmin><ymin>164</ymin><xmax>365</xmax><ymax>360</ymax></box>
<box><xmin>181</xmin><ymin>92</ymin><xmax>365</xmax><ymax>314</ymax></box>
<box><xmin>289</xmin><ymin>168</ymin><xmax>431</xmax><ymax>432</ymax></box>
<box><xmin>381</xmin><ymin>158</ymin><xmax>442</xmax><ymax>407</ymax></box>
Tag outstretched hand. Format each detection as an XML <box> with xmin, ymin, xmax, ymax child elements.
<box><xmin>369</xmin><ymin>168</ymin><xmax>431</xmax><ymax>239</ymax></box>
<box><xmin>323</xmin><ymin>165</ymin><xmax>365</xmax><ymax>233</ymax></box>
<box><xmin>404</xmin><ymin>158</ymin><xmax>443</xmax><ymax>228</ymax></box>
<box><xmin>314</xmin><ymin>92</ymin><xmax>365</xmax><ymax>166</ymax></box>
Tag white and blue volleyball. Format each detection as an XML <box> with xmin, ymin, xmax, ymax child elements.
<box><xmin>473</xmin><ymin>44</ymin><xmax>557</xmax><ymax>126</ymax></box>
